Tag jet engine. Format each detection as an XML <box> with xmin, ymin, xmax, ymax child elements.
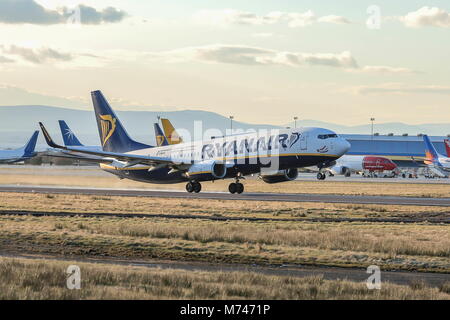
<box><xmin>330</xmin><ymin>166</ymin><xmax>351</xmax><ymax>177</ymax></box>
<box><xmin>186</xmin><ymin>160</ymin><xmax>227</xmax><ymax>181</ymax></box>
<box><xmin>261</xmin><ymin>168</ymin><xmax>298</xmax><ymax>184</ymax></box>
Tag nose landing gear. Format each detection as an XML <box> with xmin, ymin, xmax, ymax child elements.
<box><xmin>186</xmin><ymin>181</ymin><xmax>202</xmax><ymax>193</ymax></box>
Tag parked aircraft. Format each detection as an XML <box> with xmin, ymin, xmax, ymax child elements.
<box><xmin>445</xmin><ymin>139</ymin><xmax>450</xmax><ymax>157</ymax></box>
<box><xmin>423</xmin><ymin>135</ymin><xmax>450</xmax><ymax>178</ymax></box>
<box><xmin>317</xmin><ymin>155</ymin><xmax>397</xmax><ymax>180</ymax></box>
<box><xmin>60</xmin><ymin>120</ymin><xmax>168</xmax><ymax>149</ymax></box>
<box><xmin>0</xmin><ymin>131</ymin><xmax>39</xmax><ymax>164</ymax></box>
<box><xmin>40</xmin><ymin>90</ymin><xmax>350</xmax><ymax>194</ymax></box>
<box><xmin>161</xmin><ymin>118</ymin><xmax>183</xmax><ymax>145</ymax></box>
<box><xmin>154</xmin><ymin>123</ymin><xmax>169</xmax><ymax>147</ymax></box>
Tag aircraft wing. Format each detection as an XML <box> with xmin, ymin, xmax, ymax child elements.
<box><xmin>39</xmin><ymin>122</ymin><xmax>179</xmax><ymax>167</ymax></box>
<box><xmin>43</xmin><ymin>150</ymin><xmax>115</xmax><ymax>164</ymax></box>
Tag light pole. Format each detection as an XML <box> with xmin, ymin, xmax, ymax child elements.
<box><xmin>370</xmin><ymin>117</ymin><xmax>375</xmax><ymax>140</ymax></box>
<box><xmin>294</xmin><ymin>116</ymin><xmax>298</xmax><ymax>129</ymax></box>
<box><xmin>229</xmin><ymin>116</ymin><xmax>234</xmax><ymax>133</ymax></box>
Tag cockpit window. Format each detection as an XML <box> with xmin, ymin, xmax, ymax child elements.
<box><xmin>318</xmin><ymin>134</ymin><xmax>338</xmax><ymax>139</ymax></box>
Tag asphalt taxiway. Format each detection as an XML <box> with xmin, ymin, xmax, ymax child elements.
<box><xmin>0</xmin><ymin>185</ymin><xmax>449</xmax><ymax>207</ymax></box>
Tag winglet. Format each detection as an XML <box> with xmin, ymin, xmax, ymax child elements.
<box><xmin>39</xmin><ymin>122</ymin><xmax>65</xmax><ymax>149</ymax></box>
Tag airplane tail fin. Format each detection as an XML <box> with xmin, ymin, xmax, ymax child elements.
<box><xmin>154</xmin><ymin>123</ymin><xmax>169</xmax><ymax>147</ymax></box>
<box><xmin>161</xmin><ymin>118</ymin><xmax>183</xmax><ymax>145</ymax></box>
<box><xmin>445</xmin><ymin>139</ymin><xmax>450</xmax><ymax>157</ymax></box>
<box><xmin>423</xmin><ymin>135</ymin><xmax>440</xmax><ymax>165</ymax></box>
<box><xmin>23</xmin><ymin>131</ymin><xmax>39</xmax><ymax>156</ymax></box>
<box><xmin>91</xmin><ymin>90</ymin><xmax>151</xmax><ymax>152</ymax></box>
<box><xmin>58</xmin><ymin>120</ymin><xmax>83</xmax><ymax>146</ymax></box>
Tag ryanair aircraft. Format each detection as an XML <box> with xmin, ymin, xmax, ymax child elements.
<box><xmin>0</xmin><ymin>131</ymin><xmax>39</xmax><ymax>164</ymax></box>
<box><xmin>161</xmin><ymin>118</ymin><xmax>183</xmax><ymax>145</ymax></box>
<box><xmin>40</xmin><ymin>90</ymin><xmax>350</xmax><ymax>194</ymax></box>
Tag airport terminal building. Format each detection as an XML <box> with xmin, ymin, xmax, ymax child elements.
<box><xmin>342</xmin><ymin>134</ymin><xmax>448</xmax><ymax>165</ymax></box>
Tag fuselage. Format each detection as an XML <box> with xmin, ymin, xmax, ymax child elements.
<box><xmin>445</xmin><ymin>139</ymin><xmax>450</xmax><ymax>157</ymax></box>
<box><xmin>99</xmin><ymin>127</ymin><xmax>350</xmax><ymax>184</ymax></box>
<box><xmin>330</xmin><ymin>155</ymin><xmax>397</xmax><ymax>174</ymax></box>
<box><xmin>0</xmin><ymin>149</ymin><xmax>35</xmax><ymax>164</ymax></box>
<box><xmin>434</xmin><ymin>156</ymin><xmax>450</xmax><ymax>172</ymax></box>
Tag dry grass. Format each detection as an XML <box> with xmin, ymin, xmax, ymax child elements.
<box><xmin>0</xmin><ymin>196</ymin><xmax>449</xmax><ymax>272</ymax></box>
<box><xmin>1</xmin><ymin>257</ymin><xmax>449</xmax><ymax>300</ymax></box>
<box><xmin>0</xmin><ymin>192</ymin><xmax>449</xmax><ymax>221</ymax></box>
<box><xmin>0</xmin><ymin>167</ymin><xmax>449</xmax><ymax>198</ymax></box>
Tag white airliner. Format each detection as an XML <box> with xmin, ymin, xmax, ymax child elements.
<box><xmin>0</xmin><ymin>131</ymin><xmax>39</xmax><ymax>164</ymax></box>
<box><xmin>40</xmin><ymin>90</ymin><xmax>350</xmax><ymax>194</ymax></box>
<box><xmin>423</xmin><ymin>135</ymin><xmax>450</xmax><ymax>178</ymax></box>
<box><xmin>316</xmin><ymin>155</ymin><xmax>398</xmax><ymax>180</ymax></box>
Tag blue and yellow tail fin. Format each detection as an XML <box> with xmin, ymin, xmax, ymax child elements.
<box><xmin>161</xmin><ymin>118</ymin><xmax>183</xmax><ymax>145</ymax></box>
<box><xmin>423</xmin><ymin>135</ymin><xmax>440</xmax><ymax>165</ymax></box>
<box><xmin>154</xmin><ymin>123</ymin><xmax>169</xmax><ymax>146</ymax></box>
<box><xmin>91</xmin><ymin>90</ymin><xmax>151</xmax><ymax>152</ymax></box>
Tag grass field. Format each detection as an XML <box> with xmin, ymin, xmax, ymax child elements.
<box><xmin>0</xmin><ymin>193</ymin><xmax>449</xmax><ymax>273</ymax></box>
<box><xmin>1</xmin><ymin>257</ymin><xmax>449</xmax><ymax>300</ymax></box>
<box><xmin>0</xmin><ymin>167</ymin><xmax>448</xmax><ymax>299</ymax></box>
<box><xmin>0</xmin><ymin>166</ymin><xmax>449</xmax><ymax>198</ymax></box>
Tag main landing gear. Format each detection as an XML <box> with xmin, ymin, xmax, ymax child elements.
<box><xmin>186</xmin><ymin>177</ymin><xmax>245</xmax><ymax>194</ymax></box>
<box><xmin>186</xmin><ymin>181</ymin><xmax>201</xmax><ymax>193</ymax></box>
<box><xmin>228</xmin><ymin>177</ymin><xmax>244</xmax><ymax>194</ymax></box>
<box><xmin>317</xmin><ymin>172</ymin><xmax>326</xmax><ymax>180</ymax></box>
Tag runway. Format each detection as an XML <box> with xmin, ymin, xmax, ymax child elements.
<box><xmin>1</xmin><ymin>185</ymin><xmax>450</xmax><ymax>207</ymax></box>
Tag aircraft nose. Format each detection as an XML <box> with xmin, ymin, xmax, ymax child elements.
<box><xmin>338</xmin><ymin>139</ymin><xmax>351</xmax><ymax>155</ymax></box>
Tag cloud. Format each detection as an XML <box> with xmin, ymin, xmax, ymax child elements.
<box><xmin>0</xmin><ymin>0</ymin><xmax>127</xmax><ymax>25</ymax></box>
<box><xmin>285</xmin><ymin>11</ymin><xmax>316</xmax><ymax>27</ymax></box>
<box><xmin>72</xmin><ymin>5</ymin><xmax>127</xmax><ymax>25</ymax></box>
<box><xmin>0</xmin><ymin>43</ymin><xmax>413</xmax><ymax>74</ymax></box>
<box><xmin>142</xmin><ymin>45</ymin><xmax>416</xmax><ymax>73</ymax></box>
<box><xmin>352</xmin><ymin>83</ymin><xmax>450</xmax><ymax>95</ymax></box>
<box><xmin>0</xmin><ymin>84</ymin><xmax>86</xmax><ymax>107</ymax></box>
<box><xmin>252</xmin><ymin>33</ymin><xmax>275</xmax><ymax>38</ymax></box>
<box><xmin>355</xmin><ymin>66</ymin><xmax>417</xmax><ymax>74</ymax></box>
<box><xmin>1</xmin><ymin>45</ymin><xmax>73</xmax><ymax>64</ymax></box>
<box><xmin>193</xmin><ymin>9</ymin><xmax>350</xmax><ymax>27</ymax></box>
<box><xmin>192</xmin><ymin>9</ymin><xmax>277</xmax><ymax>26</ymax></box>
<box><xmin>146</xmin><ymin>44</ymin><xmax>359</xmax><ymax>69</ymax></box>
<box><xmin>318</xmin><ymin>15</ymin><xmax>351</xmax><ymax>24</ymax></box>
<box><xmin>0</xmin><ymin>56</ymin><xmax>15</xmax><ymax>63</ymax></box>
<box><xmin>399</xmin><ymin>6</ymin><xmax>450</xmax><ymax>28</ymax></box>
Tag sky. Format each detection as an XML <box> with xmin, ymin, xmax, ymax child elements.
<box><xmin>0</xmin><ymin>0</ymin><xmax>449</xmax><ymax>126</ymax></box>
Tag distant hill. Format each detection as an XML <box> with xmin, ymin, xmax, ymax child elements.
<box><xmin>0</xmin><ymin>105</ymin><xmax>279</xmax><ymax>148</ymax></box>
<box><xmin>0</xmin><ymin>105</ymin><xmax>449</xmax><ymax>149</ymax></box>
